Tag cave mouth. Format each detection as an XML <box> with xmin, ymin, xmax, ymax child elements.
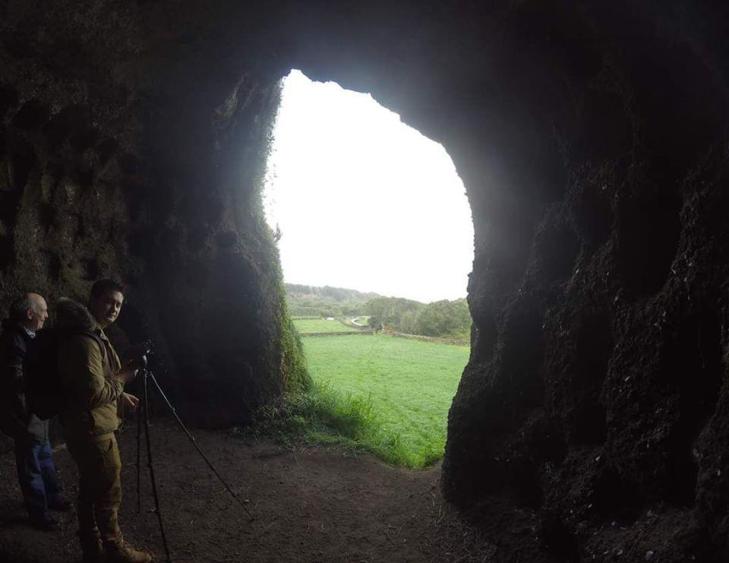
<box><xmin>263</xmin><ymin>69</ymin><xmax>474</xmax><ymax>468</ymax></box>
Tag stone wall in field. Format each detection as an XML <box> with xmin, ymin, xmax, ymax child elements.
<box><xmin>1</xmin><ymin>0</ymin><xmax>729</xmax><ymax>558</ymax></box>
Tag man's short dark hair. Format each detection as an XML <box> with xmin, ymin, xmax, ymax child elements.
<box><xmin>90</xmin><ymin>279</ymin><xmax>125</xmax><ymax>301</ymax></box>
<box><xmin>9</xmin><ymin>296</ymin><xmax>32</xmax><ymax>322</ymax></box>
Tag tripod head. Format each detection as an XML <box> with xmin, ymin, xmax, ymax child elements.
<box><xmin>127</xmin><ymin>339</ymin><xmax>153</xmax><ymax>371</ymax></box>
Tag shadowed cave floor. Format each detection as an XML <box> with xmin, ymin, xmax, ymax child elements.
<box><xmin>0</xmin><ymin>419</ymin><xmax>498</xmax><ymax>562</ymax></box>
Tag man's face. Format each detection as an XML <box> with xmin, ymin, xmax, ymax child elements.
<box><xmin>27</xmin><ymin>295</ymin><xmax>48</xmax><ymax>331</ymax></box>
<box><xmin>90</xmin><ymin>290</ymin><xmax>124</xmax><ymax>328</ymax></box>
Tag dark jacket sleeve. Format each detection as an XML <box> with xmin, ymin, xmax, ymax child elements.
<box><xmin>0</xmin><ymin>331</ymin><xmax>29</xmax><ymax>437</ymax></box>
<box><xmin>5</xmin><ymin>333</ymin><xmax>26</xmax><ymax>393</ymax></box>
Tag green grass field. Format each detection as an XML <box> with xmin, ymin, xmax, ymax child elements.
<box><xmin>293</xmin><ymin>318</ymin><xmax>359</xmax><ymax>334</ymax></box>
<box><xmin>302</xmin><ymin>334</ymin><xmax>469</xmax><ymax>468</ymax></box>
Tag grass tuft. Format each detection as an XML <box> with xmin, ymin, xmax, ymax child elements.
<box><xmin>245</xmin><ymin>381</ymin><xmax>423</xmax><ymax>466</ymax></box>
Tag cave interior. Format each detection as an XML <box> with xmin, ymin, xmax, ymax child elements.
<box><xmin>1</xmin><ymin>0</ymin><xmax>729</xmax><ymax>560</ymax></box>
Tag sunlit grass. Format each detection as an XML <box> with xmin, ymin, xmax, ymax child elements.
<box><xmin>293</xmin><ymin>318</ymin><xmax>359</xmax><ymax>334</ymax></box>
<box><xmin>301</xmin><ymin>334</ymin><xmax>468</xmax><ymax>468</ymax></box>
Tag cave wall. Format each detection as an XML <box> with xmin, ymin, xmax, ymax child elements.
<box><xmin>437</xmin><ymin>4</ymin><xmax>729</xmax><ymax>561</ymax></box>
<box><xmin>1</xmin><ymin>0</ymin><xmax>729</xmax><ymax>559</ymax></box>
<box><xmin>0</xmin><ymin>1</ymin><xmax>294</xmax><ymax>426</ymax></box>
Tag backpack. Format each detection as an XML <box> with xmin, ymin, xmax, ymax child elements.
<box><xmin>25</xmin><ymin>328</ymin><xmax>105</xmax><ymax>420</ymax></box>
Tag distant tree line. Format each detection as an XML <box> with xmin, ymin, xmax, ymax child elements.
<box><xmin>365</xmin><ymin>297</ymin><xmax>471</xmax><ymax>339</ymax></box>
<box><xmin>285</xmin><ymin>284</ymin><xmax>472</xmax><ymax>339</ymax></box>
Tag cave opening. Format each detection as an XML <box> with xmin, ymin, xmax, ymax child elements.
<box><xmin>262</xmin><ymin>69</ymin><xmax>474</xmax><ymax>468</ymax></box>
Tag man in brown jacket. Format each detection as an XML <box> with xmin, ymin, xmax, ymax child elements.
<box><xmin>57</xmin><ymin>280</ymin><xmax>151</xmax><ymax>563</ymax></box>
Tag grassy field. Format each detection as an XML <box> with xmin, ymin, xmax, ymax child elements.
<box><xmin>293</xmin><ymin>318</ymin><xmax>359</xmax><ymax>334</ymax></box>
<box><xmin>301</xmin><ymin>334</ymin><xmax>469</xmax><ymax>468</ymax></box>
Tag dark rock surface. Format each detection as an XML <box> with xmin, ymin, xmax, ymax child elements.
<box><xmin>1</xmin><ymin>0</ymin><xmax>728</xmax><ymax>559</ymax></box>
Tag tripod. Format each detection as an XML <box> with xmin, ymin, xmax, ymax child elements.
<box><xmin>135</xmin><ymin>364</ymin><xmax>255</xmax><ymax>563</ymax></box>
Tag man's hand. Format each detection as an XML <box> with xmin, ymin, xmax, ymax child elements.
<box><xmin>121</xmin><ymin>392</ymin><xmax>140</xmax><ymax>411</ymax></box>
<box><xmin>116</xmin><ymin>368</ymin><xmax>138</xmax><ymax>384</ymax></box>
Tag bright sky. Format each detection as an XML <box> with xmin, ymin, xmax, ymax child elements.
<box><xmin>263</xmin><ymin>70</ymin><xmax>474</xmax><ymax>303</ymax></box>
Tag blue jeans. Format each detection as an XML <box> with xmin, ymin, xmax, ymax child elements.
<box><xmin>14</xmin><ymin>438</ymin><xmax>63</xmax><ymax>520</ymax></box>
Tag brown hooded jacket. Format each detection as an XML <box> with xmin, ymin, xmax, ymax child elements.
<box><xmin>56</xmin><ymin>298</ymin><xmax>124</xmax><ymax>442</ymax></box>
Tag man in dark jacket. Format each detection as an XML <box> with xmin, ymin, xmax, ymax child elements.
<box><xmin>0</xmin><ymin>292</ymin><xmax>70</xmax><ymax>530</ymax></box>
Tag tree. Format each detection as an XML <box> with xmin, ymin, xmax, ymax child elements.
<box><xmin>414</xmin><ymin>299</ymin><xmax>471</xmax><ymax>337</ymax></box>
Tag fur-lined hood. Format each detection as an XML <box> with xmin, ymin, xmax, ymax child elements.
<box><xmin>55</xmin><ymin>298</ymin><xmax>97</xmax><ymax>332</ymax></box>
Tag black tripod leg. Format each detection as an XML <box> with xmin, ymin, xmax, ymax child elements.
<box><xmin>142</xmin><ymin>369</ymin><xmax>172</xmax><ymax>563</ymax></box>
<box><xmin>147</xmin><ymin>371</ymin><xmax>255</xmax><ymax>521</ymax></box>
<box><xmin>136</xmin><ymin>402</ymin><xmax>142</xmax><ymax>514</ymax></box>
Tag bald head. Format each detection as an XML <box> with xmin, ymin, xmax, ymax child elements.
<box><xmin>11</xmin><ymin>292</ymin><xmax>48</xmax><ymax>332</ymax></box>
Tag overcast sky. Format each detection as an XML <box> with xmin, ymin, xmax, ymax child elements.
<box><xmin>263</xmin><ymin>70</ymin><xmax>474</xmax><ymax>303</ymax></box>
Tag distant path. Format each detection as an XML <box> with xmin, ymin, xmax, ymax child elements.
<box><xmin>349</xmin><ymin>316</ymin><xmax>369</xmax><ymax>327</ymax></box>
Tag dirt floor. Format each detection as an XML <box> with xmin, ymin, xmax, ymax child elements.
<box><xmin>0</xmin><ymin>419</ymin><xmax>497</xmax><ymax>562</ymax></box>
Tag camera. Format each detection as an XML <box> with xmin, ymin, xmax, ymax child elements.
<box><xmin>125</xmin><ymin>340</ymin><xmax>152</xmax><ymax>370</ymax></box>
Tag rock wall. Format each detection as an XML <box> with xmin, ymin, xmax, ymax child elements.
<box><xmin>0</xmin><ymin>1</ymin><xmax>291</xmax><ymax>426</ymax></box>
<box><xmin>438</xmin><ymin>4</ymin><xmax>729</xmax><ymax>561</ymax></box>
<box><xmin>1</xmin><ymin>0</ymin><xmax>728</xmax><ymax>558</ymax></box>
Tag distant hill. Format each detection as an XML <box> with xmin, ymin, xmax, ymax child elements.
<box><xmin>285</xmin><ymin>284</ymin><xmax>381</xmax><ymax>303</ymax></box>
<box><xmin>285</xmin><ymin>284</ymin><xmax>383</xmax><ymax>317</ymax></box>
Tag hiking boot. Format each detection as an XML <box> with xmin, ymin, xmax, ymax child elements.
<box><xmin>81</xmin><ymin>542</ymin><xmax>103</xmax><ymax>563</ymax></box>
<box><xmin>78</xmin><ymin>531</ymin><xmax>103</xmax><ymax>563</ymax></box>
<box><xmin>104</xmin><ymin>540</ymin><xmax>153</xmax><ymax>563</ymax></box>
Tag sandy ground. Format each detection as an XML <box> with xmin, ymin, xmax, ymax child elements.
<box><xmin>0</xmin><ymin>419</ymin><xmax>496</xmax><ymax>562</ymax></box>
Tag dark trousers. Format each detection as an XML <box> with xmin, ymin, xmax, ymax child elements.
<box><xmin>14</xmin><ymin>438</ymin><xmax>63</xmax><ymax>520</ymax></box>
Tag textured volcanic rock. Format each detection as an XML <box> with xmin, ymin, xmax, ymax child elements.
<box><xmin>1</xmin><ymin>0</ymin><xmax>728</xmax><ymax>559</ymax></box>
